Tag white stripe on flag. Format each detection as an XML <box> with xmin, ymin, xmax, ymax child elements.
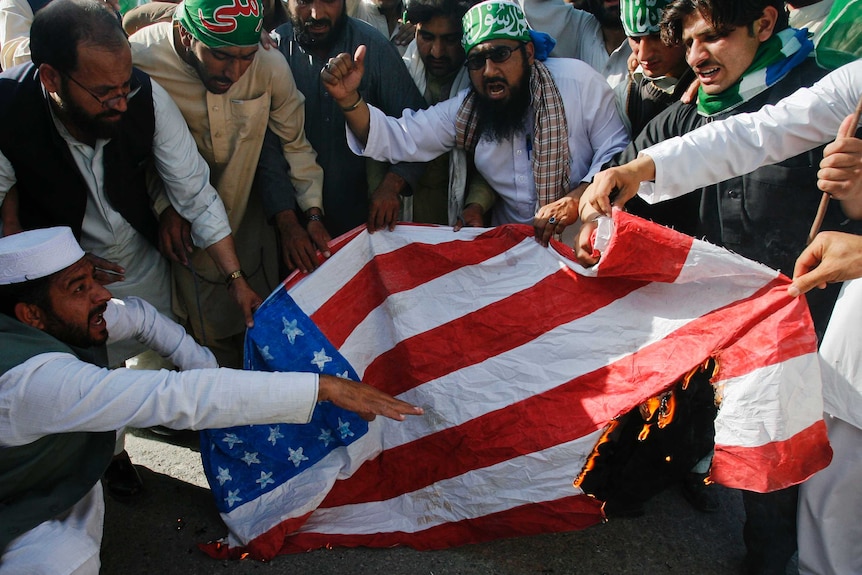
<box><xmin>715</xmin><ymin>352</ymin><xmax>824</xmax><ymax>448</ymax></box>
<box><xmin>297</xmin><ymin>429</ymin><xmax>605</xmax><ymax>536</ymax></box>
<box><xmin>291</xmin><ymin>226</ymin><xmax>491</xmax><ymax>313</ymax></box>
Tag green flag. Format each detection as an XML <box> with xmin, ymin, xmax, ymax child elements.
<box><xmin>815</xmin><ymin>0</ymin><xmax>862</xmax><ymax>69</ymax></box>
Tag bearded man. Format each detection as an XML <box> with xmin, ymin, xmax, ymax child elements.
<box><xmin>0</xmin><ymin>0</ymin><xmax>260</xmax><ymax>366</ymax></box>
<box><xmin>321</xmin><ymin>0</ymin><xmax>627</xmax><ymax>239</ymax></box>
<box><xmin>399</xmin><ymin>0</ymin><xmax>493</xmax><ymax>225</ymax></box>
<box><xmin>129</xmin><ymin>0</ymin><xmax>326</xmax><ymax>366</ymax></box>
<box><xmin>0</xmin><ymin>226</ymin><xmax>421</xmax><ymax>574</ymax></box>
<box><xmin>267</xmin><ymin>0</ymin><xmax>427</xmax><ymax>238</ymax></box>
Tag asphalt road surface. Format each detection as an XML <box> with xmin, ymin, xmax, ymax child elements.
<box><xmin>100</xmin><ymin>428</ymin><xmax>753</xmax><ymax>575</ymax></box>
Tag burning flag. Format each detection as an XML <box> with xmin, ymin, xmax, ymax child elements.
<box><xmin>200</xmin><ymin>212</ymin><xmax>830</xmax><ymax>560</ymax></box>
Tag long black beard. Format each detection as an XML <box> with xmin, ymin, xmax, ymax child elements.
<box><xmin>474</xmin><ymin>64</ymin><xmax>532</xmax><ymax>144</ymax></box>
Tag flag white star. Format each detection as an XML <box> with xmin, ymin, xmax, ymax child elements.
<box><xmin>267</xmin><ymin>426</ymin><xmax>284</xmax><ymax>446</ymax></box>
<box><xmin>224</xmin><ymin>489</ymin><xmax>242</xmax><ymax>507</ymax></box>
<box><xmin>256</xmin><ymin>471</ymin><xmax>275</xmax><ymax>490</ymax></box>
<box><xmin>337</xmin><ymin>417</ymin><xmax>354</xmax><ymax>439</ymax></box>
<box><xmin>222</xmin><ymin>433</ymin><xmax>243</xmax><ymax>449</ymax></box>
<box><xmin>318</xmin><ymin>428</ymin><xmax>334</xmax><ymax>447</ymax></box>
<box><xmin>241</xmin><ymin>451</ymin><xmax>260</xmax><ymax>466</ymax></box>
<box><xmin>288</xmin><ymin>446</ymin><xmax>309</xmax><ymax>467</ymax></box>
<box><xmin>216</xmin><ymin>466</ymin><xmax>232</xmax><ymax>486</ymax></box>
<box><xmin>282</xmin><ymin>318</ymin><xmax>304</xmax><ymax>344</ymax></box>
<box><xmin>337</xmin><ymin>370</ymin><xmax>349</xmax><ymax>379</ymax></box>
<box><xmin>311</xmin><ymin>348</ymin><xmax>332</xmax><ymax>371</ymax></box>
<box><xmin>258</xmin><ymin>345</ymin><xmax>274</xmax><ymax>361</ymax></box>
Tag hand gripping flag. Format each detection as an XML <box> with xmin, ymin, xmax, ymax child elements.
<box><xmin>200</xmin><ymin>211</ymin><xmax>831</xmax><ymax>560</ymax></box>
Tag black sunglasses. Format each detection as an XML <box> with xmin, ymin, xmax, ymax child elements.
<box><xmin>464</xmin><ymin>43</ymin><xmax>525</xmax><ymax>71</ymax></box>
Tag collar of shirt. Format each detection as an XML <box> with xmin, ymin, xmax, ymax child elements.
<box><xmin>633</xmin><ymin>65</ymin><xmax>680</xmax><ymax>95</ymax></box>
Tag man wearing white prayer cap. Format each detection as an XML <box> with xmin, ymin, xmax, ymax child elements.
<box><xmin>0</xmin><ymin>227</ymin><xmax>422</xmax><ymax>575</ymax></box>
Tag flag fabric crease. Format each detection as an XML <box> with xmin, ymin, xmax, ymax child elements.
<box><xmin>199</xmin><ymin>211</ymin><xmax>830</xmax><ymax>560</ymax></box>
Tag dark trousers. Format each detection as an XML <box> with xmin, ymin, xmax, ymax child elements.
<box><xmin>742</xmin><ymin>486</ymin><xmax>799</xmax><ymax>575</ymax></box>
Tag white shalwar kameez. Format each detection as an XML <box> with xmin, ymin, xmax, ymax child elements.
<box><xmin>638</xmin><ymin>59</ymin><xmax>862</xmax><ymax>575</ymax></box>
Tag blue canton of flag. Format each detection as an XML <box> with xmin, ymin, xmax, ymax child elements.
<box><xmin>200</xmin><ymin>286</ymin><xmax>367</xmax><ymax>514</ymax></box>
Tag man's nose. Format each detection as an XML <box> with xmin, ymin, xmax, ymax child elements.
<box><xmin>430</xmin><ymin>40</ymin><xmax>443</xmax><ymax>58</ymax></box>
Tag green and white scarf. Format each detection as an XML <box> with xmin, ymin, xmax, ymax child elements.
<box><xmin>697</xmin><ymin>27</ymin><xmax>814</xmax><ymax>117</ymax></box>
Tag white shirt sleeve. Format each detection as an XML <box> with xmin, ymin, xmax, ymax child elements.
<box><xmin>0</xmin><ymin>353</ymin><xmax>319</xmax><ymax>446</ymax></box>
<box><xmin>571</xmin><ymin>61</ymin><xmax>629</xmax><ymax>184</ymax></box>
<box><xmin>0</xmin><ymin>0</ymin><xmax>33</xmax><ymax>70</ymax></box>
<box><xmin>103</xmin><ymin>297</ymin><xmax>218</xmax><ymax>370</ymax></box>
<box><xmin>641</xmin><ymin>59</ymin><xmax>862</xmax><ymax>202</ymax></box>
<box><xmin>149</xmin><ymin>79</ymin><xmax>232</xmax><ymax>249</ymax></box>
<box><xmin>348</xmin><ymin>98</ymin><xmax>461</xmax><ymax>163</ymax></box>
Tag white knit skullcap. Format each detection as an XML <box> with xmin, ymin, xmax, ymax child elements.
<box><xmin>0</xmin><ymin>227</ymin><xmax>85</xmax><ymax>285</ymax></box>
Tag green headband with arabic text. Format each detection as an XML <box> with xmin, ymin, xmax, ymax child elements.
<box><xmin>620</xmin><ymin>0</ymin><xmax>671</xmax><ymax>37</ymax></box>
<box><xmin>462</xmin><ymin>0</ymin><xmax>532</xmax><ymax>55</ymax></box>
<box><xmin>174</xmin><ymin>0</ymin><xmax>263</xmax><ymax>48</ymax></box>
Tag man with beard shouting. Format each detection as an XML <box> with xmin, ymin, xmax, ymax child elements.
<box><xmin>266</xmin><ymin>0</ymin><xmax>427</xmax><ymax>240</ymax></box>
<box><xmin>320</xmin><ymin>0</ymin><xmax>627</xmax><ymax>236</ymax></box>
<box><xmin>0</xmin><ymin>226</ymin><xmax>423</xmax><ymax>574</ymax></box>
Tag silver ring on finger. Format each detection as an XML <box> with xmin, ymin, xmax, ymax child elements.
<box><xmin>548</xmin><ymin>216</ymin><xmax>557</xmax><ymax>225</ymax></box>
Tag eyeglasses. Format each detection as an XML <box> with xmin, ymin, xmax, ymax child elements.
<box><xmin>61</xmin><ymin>72</ymin><xmax>140</xmax><ymax>109</ymax></box>
<box><xmin>464</xmin><ymin>43</ymin><xmax>524</xmax><ymax>71</ymax></box>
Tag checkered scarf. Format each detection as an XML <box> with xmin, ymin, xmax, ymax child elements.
<box><xmin>454</xmin><ymin>60</ymin><xmax>570</xmax><ymax>208</ymax></box>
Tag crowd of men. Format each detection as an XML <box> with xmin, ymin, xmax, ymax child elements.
<box><xmin>0</xmin><ymin>0</ymin><xmax>859</xmax><ymax>572</ymax></box>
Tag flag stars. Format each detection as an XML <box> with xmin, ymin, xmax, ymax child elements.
<box><xmin>337</xmin><ymin>417</ymin><xmax>354</xmax><ymax>439</ymax></box>
<box><xmin>216</xmin><ymin>466</ymin><xmax>233</xmax><ymax>486</ymax></box>
<box><xmin>257</xmin><ymin>345</ymin><xmax>274</xmax><ymax>361</ymax></box>
<box><xmin>268</xmin><ymin>426</ymin><xmax>284</xmax><ymax>446</ymax></box>
<box><xmin>241</xmin><ymin>451</ymin><xmax>261</xmax><ymax>466</ymax></box>
<box><xmin>318</xmin><ymin>428</ymin><xmax>334</xmax><ymax>447</ymax></box>
<box><xmin>225</xmin><ymin>489</ymin><xmax>243</xmax><ymax>507</ymax></box>
<box><xmin>222</xmin><ymin>433</ymin><xmax>243</xmax><ymax>449</ymax></box>
<box><xmin>256</xmin><ymin>471</ymin><xmax>275</xmax><ymax>490</ymax></box>
<box><xmin>282</xmin><ymin>318</ymin><xmax>304</xmax><ymax>344</ymax></box>
<box><xmin>337</xmin><ymin>370</ymin><xmax>349</xmax><ymax>379</ymax></box>
<box><xmin>311</xmin><ymin>348</ymin><xmax>332</xmax><ymax>371</ymax></box>
<box><xmin>288</xmin><ymin>446</ymin><xmax>309</xmax><ymax>467</ymax></box>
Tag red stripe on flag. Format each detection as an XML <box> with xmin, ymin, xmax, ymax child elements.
<box><xmin>364</xmin><ymin>269</ymin><xmax>647</xmax><ymax>397</ymax></box>
<box><xmin>712</xmin><ymin>420</ymin><xmax>832</xmax><ymax>492</ymax></box>
<box><xmin>595</xmin><ymin>212</ymin><xmax>694</xmax><ymax>282</ymax></box>
<box><xmin>282</xmin><ymin>226</ymin><xmax>366</xmax><ymax>290</ymax></box>
<box><xmin>313</xmin><ymin>226</ymin><xmax>533</xmax><ymax>348</ymax></box>
<box><xmin>712</xmin><ymin>283</ymin><xmax>818</xmax><ymax>381</ymax></box>
<box><xmin>319</xmin><ymin>278</ymin><xmax>806</xmax><ymax>508</ymax></box>
<box><xmin>274</xmin><ymin>494</ymin><xmax>604</xmax><ymax>554</ymax></box>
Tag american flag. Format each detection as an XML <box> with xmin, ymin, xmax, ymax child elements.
<box><xmin>200</xmin><ymin>212</ymin><xmax>830</xmax><ymax>560</ymax></box>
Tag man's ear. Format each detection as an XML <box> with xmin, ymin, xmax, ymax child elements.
<box><xmin>524</xmin><ymin>40</ymin><xmax>535</xmax><ymax>65</ymax></box>
<box><xmin>14</xmin><ymin>302</ymin><xmax>46</xmax><ymax>330</ymax></box>
<box><xmin>753</xmin><ymin>6</ymin><xmax>779</xmax><ymax>42</ymax></box>
<box><xmin>39</xmin><ymin>63</ymin><xmax>62</xmax><ymax>94</ymax></box>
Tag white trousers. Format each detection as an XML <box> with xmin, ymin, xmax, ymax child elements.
<box><xmin>798</xmin><ymin>415</ymin><xmax>862</xmax><ymax>575</ymax></box>
<box><xmin>0</xmin><ymin>483</ymin><xmax>104</xmax><ymax>575</ymax></box>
